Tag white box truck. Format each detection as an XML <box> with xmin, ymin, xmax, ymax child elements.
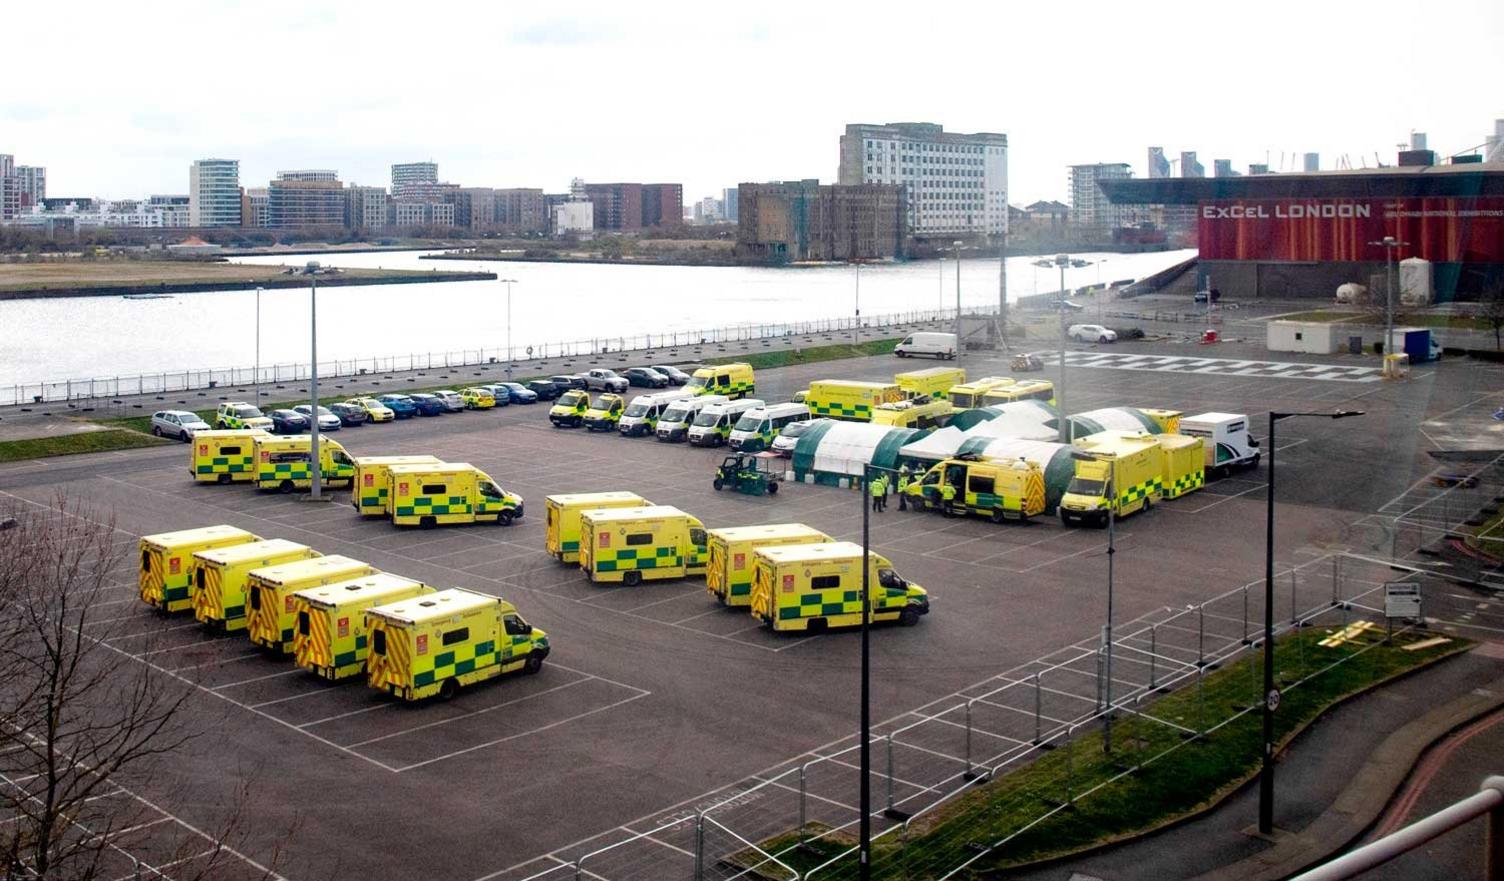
<box><xmin>1179</xmin><ymin>413</ymin><xmax>1260</xmax><ymax>478</ymax></box>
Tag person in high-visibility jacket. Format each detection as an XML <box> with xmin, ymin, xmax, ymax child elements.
<box><xmin>869</xmin><ymin>473</ymin><xmax>886</xmax><ymax>512</ymax></box>
<box><xmin>896</xmin><ymin>467</ymin><xmax>911</xmax><ymax>512</ymax></box>
<box><xmin>940</xmin><ymin>480</ymin><xmax>958</xmax><ymax>517</ymax></box>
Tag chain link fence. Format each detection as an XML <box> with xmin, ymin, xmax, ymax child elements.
<box><xmin>498</xmin><ymin>553</ymin><xmax>1415</xmax><ymax>881</ymax></box>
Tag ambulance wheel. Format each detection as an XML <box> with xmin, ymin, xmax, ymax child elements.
<box><xmin>899</xmin><ymin>607</ymin><xmax>921</xmax><ymax>628</ymax></box>
<box><xmin>438</xmin><ymin>678</ymin><xmax>459</xmax><ymax>701</ymax></box>
<box><xmin>420</xmin><ymin>516</ymin><xmax>436</xmax><ymax>529</ymax></box>
<box><xmin>496</xmin><ymin>510</ymin><xmax>515</xmax><ymax>526</ymax></box>
<box><xmin>217</xmin><ymin>474</ymin><xmax>231</xmax><ymax>485</ymax></box>
<box><xmin>278</xmin><ymin>479</ymin><xmax>294</xmax><ymax>494</ymax></box>
<box><xmin>807</xmin><ymin>619</ymin><xmax>828</xmax><ymax>634</ymax></box>
<box><xmin>622</xmin><ymin>571</ymin><xmax>642</xmax><ymax>587</ymax></box>
<box><xmin>766</xmin><ymin>482</ymin><xmax>779</xmax><ymax>495</ymax></box>
<box><xmin>524</xmin><ymin>653</ymin><xmax>544</xmax><ymax>675</ymax></box>
<box><xmin>990</xmin><ymin>508</ymin><xmax>1006</xmax><ymax>524</ymax></box>
<box><xmin>713</xmin><ymin>478</ymin><xmax>724</xmax><ymax>491</ymax></box>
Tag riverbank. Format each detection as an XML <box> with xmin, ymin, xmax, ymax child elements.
<box><xmin>0</xmin><ymin>261</ymin><xmax>495</xmax><ymax>300</ymax></box>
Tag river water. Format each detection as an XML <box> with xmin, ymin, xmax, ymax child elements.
<box><xmin>0</xmin><ymin>249</ymin><xmax>1193</xmax><ymax>387</ymax></box>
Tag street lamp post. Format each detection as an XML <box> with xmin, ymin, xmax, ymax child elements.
<box><xmin>303</xmin><ymin>262</ymin><xmax>325</xmax><ymax>500</ymax></box>
<box><xmin>1367</xmin><ymin>236</ymin><xmax>1409</xmax><ymax>358</ymax></box>
<box><xmin>254</xmin><ymin>285</ymin><xmax>262</xmax><ymax>404</ymax></box>
<box><xmin>500</xmin><ymin>278</ymin><xmax>518</xmax><ymax>380</ymax></box>
<box><xmin>953</xmin><ymin>241</ymin><xmax>964</xmax><ymax>360</ymax></box>
<box><xmin>1259</xmin><ymin>409</ymin><xmax>1364</xmax><ymax>834</ymax></box>
<box><xmin>1071</xmin><ymin>449</ymin><xmax>1117</xmax><ymax>752</ymax></box>
<box><xmin>858</xmin><ymin>464</ymin><xmax>873</xmax><ymax>880</ymax></box>
<box><xmin>854</xmin><ymin>262</ymin><xmax>861</xmax><ymax>349</ymax></box>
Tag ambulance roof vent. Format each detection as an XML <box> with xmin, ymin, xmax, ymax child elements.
<box><xmin>419</xmin><ymin>600</ymin><xmax>436</xmax><ymax>607</ymax></box>
<box><xmin>345</xmin><ymin>584</ymin><xmax>364</xmax><ymax>591</ymax></box>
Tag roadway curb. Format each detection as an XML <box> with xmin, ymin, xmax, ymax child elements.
<box><xmin>1189</xmin><ymin>665</ymin><xmax>1504</xmax><ymax>881</ymax></box>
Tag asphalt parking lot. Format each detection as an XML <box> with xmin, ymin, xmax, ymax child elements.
<box><xmin>1</xmin><ymin>337</ymin><xmax>1501</xmax><ymax>881</ymax></box>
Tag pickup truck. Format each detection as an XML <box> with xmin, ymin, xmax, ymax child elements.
<box><xmin>583</xmin><ymin>368</ymin><xmax>629</xmax><ymax>393</ymax></box>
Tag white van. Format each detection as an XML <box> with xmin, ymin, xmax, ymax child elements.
<box><xmin>1180</xmin><ymin>412</ymin><xmax>1261</xmax><ymax>477</ymax></box>
<box><xmin>619</xmin><ymin>390</ymin><xmax>696</xmax><ymax>437</ymax></box>
<box><xmin>688</xmin><ymin>399</ymin><xmax>765</xmax><ymax>447</ymax></box>
<box><xmin>656</xmin><ymin>394</ymin><xmax>729</xmax><ymax>443</ymax></box>
<box><xmin>729</xmin><ymin>403</ymin><xmax>810</xmax><ymax>452</ymax></box>
<box><xmin>894</xmin><ymin>332</ymin><xmax>957</xmax><ymax>360</ymax></box>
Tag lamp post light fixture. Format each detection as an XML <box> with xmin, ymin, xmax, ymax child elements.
<box><xmin>499</xmin><ymin>278</ymin><xmax>518</xmax><ymax>379</ymax></box>
<box><xmin>1259</xmin><ymin>409</ymin><xmax>1365</xmax><ymax>834</ymax></box>
<box><xmin>1069</xmin><ymin>448</ymin><xmax>1118</xmax><ymax>752</ymax></box>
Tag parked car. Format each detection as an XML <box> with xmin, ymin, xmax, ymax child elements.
<box><xmin>377</xmin><ymin>394</ymin><xmax>418</xmax><ymax>419</ymax></box>
<box><xmin>268</xmin><ymin>409</ymin><xmax>310</xmax><ymax>434</ymax></box>
<box><xmin>1067</xmin><ymin>324</ymin><xmax>1117</xmax><ymax>343</ymax></box>
<box><xmin>1193</xmin><ymin>288</ymin><xmax>1221</xmax><ymax>304</ymax></box>
<box><xmin>771</xmin><ymin>418</ymin><xmax>821</xmax><ymax>457</ymax></box>
<box><xmin>432</xmin><ymin>390</ymin><xmax>467</xmax><ymax>413</ymax></box>
<box><xmin>493</xmin><ymin>382</ymin><xmax>538</xmax><ymax>404</ymax></box>
<box><xmin>650</xmin><ymin>365</ymin><xmax>692</xmax><ymax>385</ymax></box>
<box><xmin>408</xmin><ymin>393</ymin><xmax>447</xmax><ymax>417</ymax></box>
<box><xmin>583</xmin><ymin>369</ymin><xmax>629</xmax><ymax>393</ymax></box>
<box><xmin>327</xmin><ymin>401</ymin><xmax>367</xmax><ymax>426</ymax></box>
<box><xmin>1111</xmin><ymin>326</ymin><xmax>1145</xmax><ymax>340</ymax></box>
<box><xmin>551</xmin><ymin>374</ymin><xmax>587</xmax><ymax>393</ymax></box>
<box><xmin>1010</xmin><ymin>353</ymin><xmax>1044</xmax><ymax>372</ymax></box>
<box><xmin>346</xmin><ymin>397</ymin><xmax>394</xmax><ymax>423</ymax></box>
<box><xmin>526</xmin><ymin>379</ymin><xmax>561</xmax><ymax>400</ymax></box>
<box><xmin>151</xmin><ymin>409</ymin><xmax>210</xmax><ymax>441</ymax></box>
<box><xmin>292</xmin><ymin>405</ymin><xmax>342</xmax><ymax>432</ymax></box>
<box><xmin>623</xmin><ymin>367</ymin><xmax>670</xmax><ymax>388</ymax></box>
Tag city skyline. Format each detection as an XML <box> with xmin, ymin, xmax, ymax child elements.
<box><xmin>4</xmin><ymin>1</ymin><xmax>1500</xmax><ymax>205</ymax></box>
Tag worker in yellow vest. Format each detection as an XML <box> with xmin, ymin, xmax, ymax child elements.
<box><xmin>896</xmin><ymin>467</ymin><xmax>911</xmax><ymax>512</ymax></box>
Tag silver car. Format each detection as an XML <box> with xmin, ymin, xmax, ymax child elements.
<box><xmin>293</xmin><ymin>405</ymin><xmax>342</xmax><ymax>431</ymax></box>
<box><xmin>151</xmin><ymin>409</ymin><xmax>210</xmax><ymax>441</ymax></box>
<box><xmin>433</xmin><ymin>390</ymin><xmax>467</xmax><ymax>413</ymax></box>
<box><xmin>770</xmin><ymin>418</ymin><xmax>821</xmax><ymax>457</ymax></box>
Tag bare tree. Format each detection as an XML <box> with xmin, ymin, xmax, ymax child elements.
<box><xmin>0</xmin><ymin>494</ymin><xmax>285</xmax><ymax>881</ymax></box>
<box><xmin>1480</xmin><ymin>281</ymin><xmax>1504</xmax><ymax>351</ymax></box>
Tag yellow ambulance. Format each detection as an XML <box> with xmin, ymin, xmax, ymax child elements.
<box><xmin>1059</xmin><ymin>432</ymin><xmax>1164</xmax><ymax>526</ymax></box>
<box><xmin>351</xmin><ymin>455</ymin><xmax>444</xmax><ymax>517</ymax></box>
<box><xmin>387</xmin><ymin>462</ymin><xmax>522</xmax><ymax>527</ymax></box>
<box><xmin>750</xmin><ymin>542</ymin><xmax>929</xmax><ymax>633</ymax></box>
<box><xmin>706</xmin><ymin>523</ymin><xmax>832</xmax><ymax>607</ymax></box>
<box><xmin>895</xmin><ymin>366</ymin><xmax>966</xmax><ymax>401</ymax></box>
<box><xmin>946</xmin><ymin>377</ymin><xmax>1015</xmax><ymax>410</ymax></box>
<box><xmin>686</xmin><ymin>363</ymin><xmax>756</xmax><ymax>399</ymax></box>
<box><xmin>549</xmin><ymin>389</ymin><xmax>591</xmax><ymax>427</ymax></box>
<box><xmin>366</xmin><ymin>587</ymin><xmax>549</xmax><ymax>701</ymax></box>
<box><xmin>578</xmin><ymin>505</ymin><xmax>708</xmax><ymax>586</ymax></box>
<box><xmin>246</xmin><ymin>555</ymin><xmax>376</xmax><ymax>653</ymax></box>
<box><xmin>544</xmin><ymin>491</ymin><xmax>650</xmax><ymax>563</ymax></box>
<box><xmin>1151</xmin><ymin>432</ymin><xmax>1205</xmax><ymax>499</ymax></box>
<box><xmin>292</xmin><ymin>573</ymin><xmax>432</xmax><ymax>681</ymax></box>
<box><xmin>582</xmin><ymin>393</ymin><xmax>626</xmax><ymax>432</ymax></box>
<box><xmin>870</xmin><ymin>398</ymin><xmax>953</xmax><ymax>430</ymax></box>
<box><xmin>189</xmin><ymin>429</ymin><xmax>271</xmax><ymax>484</ymax></box>
<box><xmin>1141</xmin><ymin>408</ymin><xmax>1183</xmax><ymax>433</ymax></box>
<box><xmin>252</xmin><ymin>435</ymin><xmax>356</xmax><ymax>493</ymax></box>
<box><xmin>139</xmin><ymin>525</ymin><xmax>260</xmax><ymax>613</ymax></box>
<box><xmin>980</xmin><ymin>380</ymin><xmax>1056</xmax><ymax>407</ymax></box>
<box><xmin>192</xmin><ymin>539</ymin><xmax>319</xmax><ymax>632</ymax></box>
<box><xmin>806</xmin><ymin>380</ymin><xmax>905</xmax><ymax>422</ymax></box>
<box><xmin>907</xmin><ymin>456</ymin><xmax>1046</xmax><ymax>522</ymax></box>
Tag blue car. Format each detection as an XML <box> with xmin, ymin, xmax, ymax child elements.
<box><xmin>491</xmin><ymin>382</ymin><xmax>538</xmax><ymax>404</ymax></box>
<box><xmin>408</xmin><ymin>393</ymin><xmax>447</xmax><ymax>417</ymax></box>
<box><xmin>377</xmin><ymin>394</ymin><xmax>418</xmax><ymax>419</ymax></box>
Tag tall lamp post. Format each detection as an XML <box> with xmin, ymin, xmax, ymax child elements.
<box><xmin>1035</xmin><ymin>254</ymin><xmax>1092</xmax><ymax>442</ymax></box>
<box><xmin>499</xmin><ymin>278</ymin><xmax>518</xmax><ymax>380</ymax></box>
<box><xmin>858</xmin><ymin>463</ymin><xmax>874</xmax><ymax>880</ymax></box>
<box><xmin>1259</xmin><ymin>409</ymin><xmax>1364</xmax><ymax>834</ymax></box>
<box><xmin>854</xmin><ymin>262</ymin><xmax>861</xmax><ymax>349</ymax></box>
<box><xmin>1367</xmin><ymin>236</ymin><xmax>1408</xmax><ymax>357</ymax></box>
<box><xmin>1070</xmin><ymin>449</ymin><xmax>1117</xmax><ymax>751</ymax></box>
<box><xmin>300</xmin><ymin>262</ymin><xmax>329</xmax><ymax>500</ymax></box>
<box><xmin>953</xmin><ymin>241</ymin><xmax>964</xmax><ymax>360</ymax></box>
<box><xmin>254</xmin><ymin>285</ymin><xmax>263</xmax><ymax>404</ymax></box>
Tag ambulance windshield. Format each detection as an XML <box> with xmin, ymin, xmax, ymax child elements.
<box><xmin>686</xmin><ymin>374</ymin><xmax>709</xmax><ymax>390</ymax></box>
<box><xmin>625</xmin><ymin>402</ymin><xmax>651</xmax><ymax>418</ymax></box>
<box><xmin>662</xmin><ymin>406</ymin><xmax>690</xmax><ymax>423</ymax></box>
<box><xmin>1067</xmin><ymin>477</ymin><xmax>1106</xmax><ymax>497</ymax></box>
<box><xmin>693</xmin><ymin>411</ymin><xmax>720</xmax><ymax>428</ymax></box>
<box><xmin>236</xmin><ymin>406</ymin><xmax>263</xmax><ymax>418</ymax></box>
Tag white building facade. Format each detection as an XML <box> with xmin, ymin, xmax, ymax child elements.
<box><xmin>189</xmin><ymin>159</ymin><xmax>241</xmax><ymax>227</ymax></box>
<box><xmin>838</xmin><ymin>122</ymin><xmax>1008</xmax><ymax>237</ymax></box>
<box><xmin>1067</xmin><ymin>163</ymin><xmax>1132</xmax><ymax>230</ymax></box>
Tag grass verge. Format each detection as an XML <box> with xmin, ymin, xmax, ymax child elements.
<box><xmin>711</xmin><ymin>339</ymin><xmax>901</xmax><ymax>371</ymax></box>
<box><xmin>0</xmin><ymin>429</ymin><xmax>169</xmax><ymax>463</ymax></box>
<box><xmin>741</xmin><ymin>626</ymin><xmax>1466</xmax><ymax>881</ymax></box>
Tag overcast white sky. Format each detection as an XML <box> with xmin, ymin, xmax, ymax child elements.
<box><xmin>4</xmin><ymin>0</ymin><xmax>1499</xmax><ymax>206</ymax></box>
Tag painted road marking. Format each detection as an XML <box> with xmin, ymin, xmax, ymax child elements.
<box><xmin>1056</xmin><ymin>351</ymin><xmax>1385</xmax><ymax>382</ymax></box>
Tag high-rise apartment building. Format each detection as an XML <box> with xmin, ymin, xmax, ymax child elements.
<box><xmin>0</xmin><ymin>154</ymin><xmax>17</xmax><ymax>220</ymax></box>
<box><xmin>148</xmin><ymin>195</ymin><xmax>191</xmax><ymax>228</ymax></box>
<box><xmin>268</xmin><ymin>172</ymin><xmax>344</xmax><ymax>227</ymax></box>
<box><xmin>582</xmin><ymin>183</ymin><xmax>643</xmax><ymax>231</ymax></box>
<box><xmin>721</xmin><ymin>187</ymin><xmax>739</xmax><ymax>222</ymax></box>
<box><xmin>837</xmin><ymin>122</ymin><xmax>1008</xmax><ymax>237</ymax></box>
<box><xmin>1213</xmin><ymin>159</ymin><xmax>1239</xmax><ymax>178</ymax></box>
<box><xmin>734</xmin><ymin>180</ymin><xmax>907</xmax><ymax>262</ymax></box>
<box><xmin>188</xmin><ymin>159</ymin><xmax>241</xmax><ymax>227</ymax></box>
<box><xmin>450</xmin><ymin>188</ymin><xmax>497</xmax><ymax>229</ymax></box>
<box><xmin>1248</xmin><ymin>163</ymin><xmax>1271</xmax><ymax>175</ymax></box>
<box><xmin>496</xmin><ymin>188</ymin><xmax>546</xmax><ymax>233</ymax></box>
<box><xmin>641</xmin><ymin>184</ymin><xmax>682</xmax><ymax>229</ymax></box>
<box><xmin>344</xmin><ymin>185</ymin><xmax>390</xmax><ymax>229</ymax></box>
<box><xmin>15</xmin><ymin>166</ymin><xmax>45</xmax><ymax>208</ymax></box>
<box><xmin>391</xmin><ymin>162</ymin><xmax>438</xmax><ymax>197</ymax></box>
<box><xmin>1180</xmin><ymin>152</ymin><xmax>1204</xmax><ymax>178</ymax></box>
<box><xmin>243</xmin><ymin>188</ymin><xmax>270</xmax><ymax>227</ymax></box>
<box><xmin>1148</xmin><ymin>147</ymin><xmax>1171</xmax><ymax>179</ymax></box>
<box><xmin>1302</xmin><ymin>152</ymin><xmax>1320</xmax><ymax>172</ymax></box>
<box><xmin>1068</xmin><ymin>163</ymin><xmax>1133</xmax><ymax>230</ymax></box>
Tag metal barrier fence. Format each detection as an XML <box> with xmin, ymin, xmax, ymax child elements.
<box><xmin>3</xmin><ymin>306</ymin><xmax>1000</xmax><ymax>408</ymax></box>
<box><xmin>1362</xmin><ymin>452</ymin><xmax>1504</xmax><ymax>568</ymax></box>
<box><xmin>499</xmin><ymin>552</ymin><xmax>1414</xmax><ymax>881</ymax></box>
